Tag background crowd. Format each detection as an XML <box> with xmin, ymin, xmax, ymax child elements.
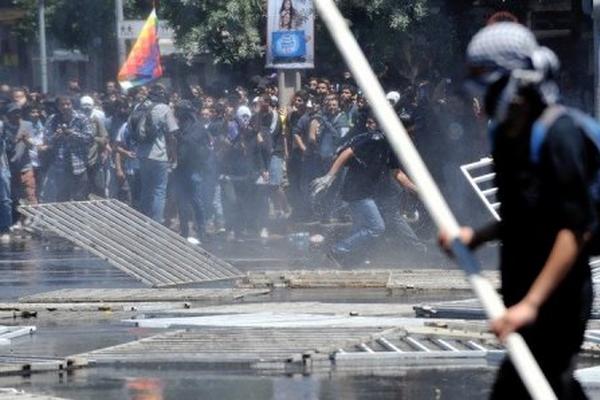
<box><xmin>0</xmin><ymin>73</ymin><xmax>488</xmax><ymax>261</ymax></box>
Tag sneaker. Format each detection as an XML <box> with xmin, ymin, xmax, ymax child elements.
<box><xmin>186</xmin><ymin>237</ymin><xmax>201</xmax><ymax>246</ymax></box>
<box><xmin>0</xmin><ymin>233</ymin><xmax>10</xmax><ymax>243</ymax></box>
<box><xmin>260</xmin><ymin>228</ymin><xmax>269</xmax><ymax>239</ymax></box>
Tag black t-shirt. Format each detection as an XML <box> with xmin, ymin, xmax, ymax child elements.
<box><xmin>177</xmin><ymin>120</ymin><xmax>211</xmax><ymax>172</ymax></box>
<box><xmin>493</xmin><ymin>114</ymin><xmax>597</xmax><ymax>326</ymax></box>
<box><xmin>341</xmin><ymin>131</ymin><xmax>399</xmax><ymax>202</ymax></box>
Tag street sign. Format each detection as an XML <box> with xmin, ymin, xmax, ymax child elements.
<box><xmin>118</xmin><ymin>20</ymin><xmax>174</xmax><ymax>39</ymax></box>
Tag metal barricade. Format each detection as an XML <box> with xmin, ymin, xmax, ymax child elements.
<box><xmin>460</xmin><ymin>157</ymin><xmax>500</xmax><ymax>221</ymax></box>
<box><xmin>20</xmin><ymin>200</ymin><xmax>242</xmax><ymax>287</ymax></box>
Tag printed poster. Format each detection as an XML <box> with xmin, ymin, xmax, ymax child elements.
<box><xmin>266</xmin><ymin>0</ymin><xmax>314</xmax><ymax>69</ymax></box>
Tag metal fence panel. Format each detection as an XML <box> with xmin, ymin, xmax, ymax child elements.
<box><xmin>20</xmin><ymin>200</ymin><xmax>242</xmax><ymax>287</ymax></box>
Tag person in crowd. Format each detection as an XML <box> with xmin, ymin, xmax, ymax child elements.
<box><xmin>135</xmin><ymin>84</ymin><xmax>179</xmax><ymax>224</ymax></box>
<box><xmin>114</xmin><ymin>121</ymin><xmax>141</xmax><ymax>210</ymax></box>
<box><xmin>66</xmin><ymin>78</ymin><xmax>82</xmax><ymax>107</ymax></box>
<box><xmin>249</xmin><ymin>94</ymin><xmax>277</xmax><ymax>237</ymax></box>
<box><xmin>80</xmin><ymin>96</ymin><xmax>111</xmax><ymax>197</ymax></box>
<box><xmin>311</xmin><ymin>113</ymin><xmax>417</xmax><ymax>266</ymax></box>
<box><xmin>41</xmin><ymin>96</ymin><xmax>93</xmax><ymax>202</ymax></box>
<box><xmin>107</xmin><ymin>96</ymin><xmax>132</xmax><ymax>201</ymax></box>
<box><xmin>3</xmin><ymin>103</ymin><xmax>36</xmax><ymax>225</ymax></box>
<box><xmin>173</xmin><ymin>100</ymin><xmax>211</xmax><ymax>244</ymax></box>
<box><xmin>105</xmin><ymin>81</ymin><xmax>119</xmax><ymax>97</ymax></box>
<box><xmin>313</xmin><ymin>95</ymin><xmax>350</xmax><ymax>222</ymax></box>
<box><xmin>0</xmin><ymin>112</ymin><xmax>11</xmax><ymax>242</ymax></box>
<box><xmin>27</xmin><ymin>104</ymin><xmax>47</xmax><ymax>196</ymax></box>
<box><xmin>11</xmin><ymin>87</ymin><xmax>29</xmax><ymax>117</ymax></box>
<box><xmin>287</xmin><ymin>90</ymin><xmax>309</xmax><ymax>221</ymax></box>
<box><xmin>220</xmin><ymin>105</ymin><xmax>261</xmax><ymax>240</ymax></box>
<box><xmin>339</xmin><ymin>84</ymin><xmax>356</xmax><ymax>114</ymax></box>
<box><xmin>315</xmin><ymin>79</ymin><xmax>330</xmax><ymax>105</ymax></box>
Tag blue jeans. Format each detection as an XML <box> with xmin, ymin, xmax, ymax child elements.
<box><xmin>40</xmin><ymin>166</ymin><xmax>88</xmax><ymax>202</ymax></box>
<box><xmin>174</xmin><ymin>168</ymin><xmax>204</xmax><ymax>238</ymax></box>
<box><xmin>0</xmin><ymin>167</ymin><xmax>12</xmax><ymax>233</ymax></box>
<box><xmin>333</xmin><ymin>198</ymin><xmax>385</xmax><ymax>255</ymax></box>
<box><xmin>378</xmin><ymin>194</ymin><xmax>426</xmax><ymax>251</ymax></box>
<box><xmin>139</xmin><ymin>158</ymin><xmax>169</xmax><ymax>223</ymax></box>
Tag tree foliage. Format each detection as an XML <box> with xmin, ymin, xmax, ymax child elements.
<box><xmin>160</xmin><ymin>0</ymin><xmax>457</xmax><ymax>82</ymax></box>
<box><xmin>11</xmin><ymin>0</ymin><xmax>146</xmax><ymax>49</ymax></box>
<box><xmin>10</xmin><ymin>0</ymin><xmax>458</xmax><ymax>84</ymax></box>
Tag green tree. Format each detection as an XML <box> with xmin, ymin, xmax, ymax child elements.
<box><xmin>160</xmin><ymin>0</ymin><xmax>458</xmax><ymax>83</ymax></box>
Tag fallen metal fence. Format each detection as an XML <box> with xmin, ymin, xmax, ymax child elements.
<box><xmin>461</xmin><ymin>157</ymin><xmax>600</xmax><ymax>276</ymax></box>
<box><xmin>460</xmin><ymin>157</ymin><xmax>500</xmax><ymax>221</ymax></box>
<box><xmin>19</xmin><ymin>200</ymin><xmax>242</xmax><ymax>287</ymax></box>
<box><xmin>333</xmin><ymin>332</ymin><xmax>504</xmax><ymax>366</ymax></box>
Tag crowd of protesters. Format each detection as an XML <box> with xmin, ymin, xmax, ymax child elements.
<box><xmin>0</xmin><ymin>73</ymin><xmax>486</xmax><ymax>263</ymax></box>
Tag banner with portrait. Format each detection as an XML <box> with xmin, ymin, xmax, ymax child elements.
<box><xmin>266</xmin><ymin>0</ymin><xmax>314</xmax><ymax>69</ymax></box>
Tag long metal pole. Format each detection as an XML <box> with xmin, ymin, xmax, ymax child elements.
<box><xmin>594</xmin><ymin>0</ymin><xmax>600</xmax><ymax>119</ymax></box>
<box><xmin>38</xmin><ymin>0</ymin><xmax>48</xmax><ymax>93</ymax></box>
<box><xmin>312</xmin><ymin>0</ymin><xmax>557</xmax><ymax>399</ymax></box>
<box><xmin>115</xmin><ymin>0</ymin><xmax>127</xmax><ymax>66</ymax></box>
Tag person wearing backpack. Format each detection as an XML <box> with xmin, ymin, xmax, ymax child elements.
<box><xmin>440</xmin><ymin>22</ymin><xmax>597</xmax><ymax>399</ymax></box>
<box><xmin>130</xmin><ymin>84</ymin><xmax>178</xmax><ymax>224</ymax></box>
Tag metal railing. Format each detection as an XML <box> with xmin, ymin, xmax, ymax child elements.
<box><xmin>460</xmin><ymin>157</ymin><xmax>500</xmax><ymax>221</ymax></box>
<box><xmin>20</xmin><ymin>200</ymin><xmax>242</xmax><ymax>287</ymax></box>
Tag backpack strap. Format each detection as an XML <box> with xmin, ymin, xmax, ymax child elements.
<box><xmin>530</xmin><ymin>105</ymin><xmax>567</xmax><ymax>164</ymax></box>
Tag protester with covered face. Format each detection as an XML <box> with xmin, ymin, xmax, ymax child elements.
<box><xmin>219</xmin><ymin>105</ymin><xmax>258</xmax><ymax>241</ymax></box>
<box><xmin>80</xmin><ymin>95</ymin><xmax>111</xmax><ymax>197</ymax></box>
<box><xmin>441</xmin><ymin>22</ymin><xmax>596</xmax><ymax>399</ymax></box>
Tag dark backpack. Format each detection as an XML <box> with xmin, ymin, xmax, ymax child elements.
<box><xmin>529</xmin><ymin>105</ymin><xmax>600</xmax><ymax>254</ymax></box>
<box><xmin>128</xmin><ymin>101</ymin><xmax>157</xmax><ymax>144</ymax></box>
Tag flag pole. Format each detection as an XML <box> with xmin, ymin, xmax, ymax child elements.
<box><xmin>312</xmin><ymin>0</ymin><xmax>556</xmax><ymax>399</ymax></box>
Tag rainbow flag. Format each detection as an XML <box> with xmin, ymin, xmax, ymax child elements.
<box><xmin>118</xmin><ymin>9</ymin><xmax>163</xmax><ymax>90</ymax></box>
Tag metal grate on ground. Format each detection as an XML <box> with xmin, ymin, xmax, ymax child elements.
<box><xmin>0</xmin><ymin>388</ymin><xmax>69</xmax><ymax>400</ymax></box>
<box><xmin>415</xmin><ymin>297</ymin><xmax>600</xmax><ymax>320</ymax></box>
<box><xmin>19</xmin><ymin>200</ymin><xmax>242</xmax><ymax>287</ymax></box>
<box><xmin>79</xmin><ymin>327</ymin><xmax>388</xmax><ymax>366</ymax></box>
<box><xmin>0</xmin><ymin>355</ymin><xmax>87</xmax><ymax>376</ymax></box>
<box><xmin>77</xmin><ymin>327</ymin><xmax>504</xmax><ymax>372</ymax></box>
<box><xmin>0</xmin><ymin>326</ymin><xmax>36</xmax><ymax>345</ymax></box>
<box><xmin>333</xmin><ymin>331</ymin><xmax>505</xmax><ymax>369</ymax></box>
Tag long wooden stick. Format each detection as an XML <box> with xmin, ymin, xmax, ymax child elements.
<box><xmin>312</xmin><ymin>1</ymin><xmax>557</xmax><ymax>398</ymax></box>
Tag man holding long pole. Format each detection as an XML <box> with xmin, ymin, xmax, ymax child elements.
<box><xmin>312</xmin><ymin>0</ymin><xmax>589</xmax><ymax>398</ymax></box>
<box><xmin>452</xmin><ymin>22</ymin><xmax>594</xmax><ymax>399</ymax></box>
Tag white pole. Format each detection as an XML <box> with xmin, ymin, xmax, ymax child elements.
<box><xmin>312</xmin><ymin>0</ymin><xmax>557</xmax><ymax>399</ymax></box>
<box><xmin>115</xmin><ymin>0</ymin><xmax>127</xmax><ymax>66</ymax></box>
<box><xmin>38</xmin><ymin>0</ymin><xmax>48</xmax><ymax>94</ymax></box>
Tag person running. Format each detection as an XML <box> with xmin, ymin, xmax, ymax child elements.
<box><xmin>311</xmin><ymin>112</ymin><xmax>417</xmax><ymax>266</ymax></box>
<box><xmin>442</xmin><ymin>22</ymin><xmax>596</xmax><ymax>399</ymax></box>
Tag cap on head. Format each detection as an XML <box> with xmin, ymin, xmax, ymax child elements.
<box><xmin>385</xmin><ymin>91</ymin><xmax>401</xmax><ymax>106</ymax></box>
<box><xmin>80</xmin><ymin>95</ymin><xmax>94</xmax><ymax>108</ymax></box>
<box><xmin>236</xmin><ymin>105</ymin><xmax>252</xmax><ymax>121</ymax></box>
